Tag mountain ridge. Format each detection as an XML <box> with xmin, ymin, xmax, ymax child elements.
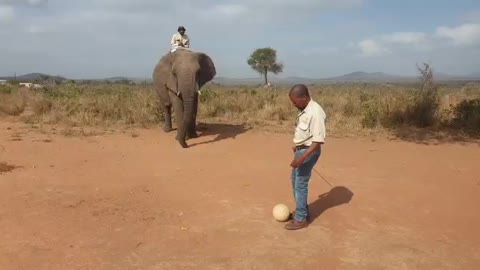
<box><xmin>2</xmin><ymin>71</ymin><xmax>480</xmax><ymax>85</ymax></box>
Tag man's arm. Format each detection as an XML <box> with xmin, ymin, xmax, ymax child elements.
<box><xmin>290</xmin><ymin>142</ymin><xmax>321</xmax><ymax>168</ymax></box>
<box><xmin>290</xmin><ymin>112</ymin><xmax>325</xmax><ymax>168</ymax></box>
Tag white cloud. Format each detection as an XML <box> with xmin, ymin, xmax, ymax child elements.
<box><xmin>3</xmin><ymin>0</ymin><xmax>478</xmax><ymax>79</ymax></box>
<box><xmin>300</xmin><ymin>47</ymin><xmax>340</xmax><ymax>56</ymax></box>
<box><xmin>198</xmin><ymin>4</ymin><xmax>248</xmax><ymax>20</ymax></box>
<box><xmin>26</xmin><ymin>24</ymin><xmax>48</xmax><ymax>33</ymax></box>
<box><xmin>0</xmin><ymin>5</ymin><xmax>14</xmax><ymax>23</ymax></box>
<box><xmin>435</xmin><ymin>23</ymin><xmax>480</xmax><ymax>47</ymax></box>
<box><xmin>249</xmin><ymin>0</ymin><xmax>363</xmax><ymax>9</ymax></box>
<box><xmin>382</xmin><ymin>32</ymin><xmax>428</xmax><ymax>45</ymax></box>
<box><xmin>28</xmin><ymin>0</ymin><xmax>46</xmax><ymax>5</ymax></box>
<box><xmin>358</xmin><ymin>39</ymin><xmax>390</xmax><ymax>57</ymax></box>
<box><xmin>82</xmin><ymin>0</ymin><xmax>362</xmax><ymax>18</ymax></box>
<box><xmin>211</xmin><ymin>4</ymin><xmax>247</xmax><ymax>16</ymax></box>
<box><xmin>355</xmin><ymin>23</ymin><xmax>480</xmax><ymax>57</ymax></box>
<box><xmin>0</xmin><ymin>0</ymin><xmax>47</xmax><ymax>6</ymax></box>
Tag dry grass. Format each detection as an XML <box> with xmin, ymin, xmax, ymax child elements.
<box><xmin>0</xmin><ymin>90</ymin><xmax>26</xmax><ymax>116</ymax></box>
<box><xmin>0</xmin><ymin>81</ymin><xmax>479</xmax><ymax>137</ymax></box>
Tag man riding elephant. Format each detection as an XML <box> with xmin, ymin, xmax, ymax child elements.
<box><xmin>170</xmin><ymin>26</ymin><xmax>190</xmax><ymax>53</ymax></box>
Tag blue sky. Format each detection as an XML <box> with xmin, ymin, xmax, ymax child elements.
<box><xmin>0</xmin><ymin>0</ymin><xmax>479</xmax><ymax>79</ymax></box>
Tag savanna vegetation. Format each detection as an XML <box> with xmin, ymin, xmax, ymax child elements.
<box><xmin>1</xmin><ymin>64</ymin><xmax>479</xmax><ymax>139</ymax></box>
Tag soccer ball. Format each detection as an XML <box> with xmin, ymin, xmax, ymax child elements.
<box><xmin>272</xmin><ymin>204</ymin><xmax>290</xmax><ymax>222</ymax></box>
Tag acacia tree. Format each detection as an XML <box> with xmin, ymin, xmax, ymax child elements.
<box><xmin>247</xmin><ymin>47</ymin><xmax>283</xmax><ymax>86</ymax></box>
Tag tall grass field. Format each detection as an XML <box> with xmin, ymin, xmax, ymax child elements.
<box><xmin>1</xmin><ymin>78</ymin><xmax>479</xmax><ymax>138</ymax></box>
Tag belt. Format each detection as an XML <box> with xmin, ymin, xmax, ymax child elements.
<box><xmin>295</xmin><ymin>145</ymin><xmax>309</xmax><ymax>149</ymax></box>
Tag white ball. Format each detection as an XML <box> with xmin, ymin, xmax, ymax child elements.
<box><xmin>272</xmin><ymin>204</ymin><xmax>290</xmax><ymax>222</ymax></box>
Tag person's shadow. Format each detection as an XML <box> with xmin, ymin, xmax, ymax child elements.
<box><xmin>188</xmin><ymin>122</ymin><xmax>252</xmax><ymax>147</ymax></box>
<box><xmin>308</xmin><ymin>186</ymin><xmax>354</xmax><ymax>223</ymax></box>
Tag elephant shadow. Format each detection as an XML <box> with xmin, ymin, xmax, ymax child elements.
<box><xmin>188</xmin><ymin>122</ymin><xmax>252</xmax><ymax>147</ymax></box>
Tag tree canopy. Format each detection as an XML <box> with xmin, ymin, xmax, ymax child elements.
<box><xmin>247</xmin><ymin>47</ymin><xmax>283</xmax><ymax>86</ymax></box>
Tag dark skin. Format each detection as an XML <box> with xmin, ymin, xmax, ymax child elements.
<box><xmin>289</xmin><ymin>84</ymin><xmax>322</xmax><ymax>168</ymax></box>
<box><xmin>178</xmin><ymin>29</ymin><xmax>186</xmax><ymax>47</ymax></box>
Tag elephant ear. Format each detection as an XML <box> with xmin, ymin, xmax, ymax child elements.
<box><xmin>197</xmin><ymin>53</ymin><xmax>216</xmax><ymax>89</ymax></box>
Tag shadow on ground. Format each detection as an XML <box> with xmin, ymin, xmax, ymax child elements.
<box><xmin>0</xmin><ymin>162</ymin><xmax>20</xmax><ymax>174</ymax></box>
<box><xmin>387</xmin><ymin>127</ymin><xmax>480</xmax><ymax>146</ymax></box>
<box><xmin>189</xmin><ymin>122</ymin><xmax>252</xmax><ymax>147</ymax></box>
<box><xmin>309</xmin><ymin>186</ymin><xmax>354</xmax><ymax>224</ymax></box>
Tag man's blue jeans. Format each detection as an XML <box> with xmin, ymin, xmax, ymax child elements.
<box><xmin>292</xmin><ymin>147</ymin><xmax>321</xmax><ymax>222</ymax></box>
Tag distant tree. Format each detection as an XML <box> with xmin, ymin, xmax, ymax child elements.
<box><xmin>247</xmin><ymin>47</ymin><xmax>283</xmax><ymax>86</ymax></box>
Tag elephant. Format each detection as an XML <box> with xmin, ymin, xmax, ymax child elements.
<box><xmin>152</xmin><ymin>49</ymin><xmax>216</xmax><ymax>148</ymax></box>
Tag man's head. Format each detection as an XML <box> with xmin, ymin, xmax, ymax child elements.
<box><xmin>289</xmin><ymin>84</ymin><xmax>311</xmax><ymax>110</ymax></box>
<box><xmin>178</xmin><ymin>26</ymin><xmax>186</xmax><ymax>35</ymax></box>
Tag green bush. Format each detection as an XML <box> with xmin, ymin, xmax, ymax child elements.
<box><xmin>449</xmin><ymin>98</ymin><xmax>480</xmax><ymax>133</ymax></box>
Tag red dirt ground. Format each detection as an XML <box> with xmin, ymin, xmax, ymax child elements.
<box><xmin>1</xmin><ymin>121</ymin><xmax>479</xmax><ymax>270</ymax></box>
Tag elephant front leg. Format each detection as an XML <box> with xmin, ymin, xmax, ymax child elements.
<box><xmin>187</xmin><ymin>92</ymin><xmax>199</xmax><ymax>139</ymax></box>
<box><xmin>169</xmin><ymin>92</ymin><xmax>185</xmax><ymax>141</ymax></box>
<box><xmin>163</xmin><ymin>103</ymin><xmax>173</xmax><ymax>132</ymax></box>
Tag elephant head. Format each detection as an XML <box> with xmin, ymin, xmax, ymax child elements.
<box><xmin>153</xmin><ymin>49</ymin><xmax>216</xmax><ymax>148</ymax></box>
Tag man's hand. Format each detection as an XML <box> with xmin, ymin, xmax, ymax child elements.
<box><xmin>290</xmin><ymin>156</ymin><xmax>305</xmax><ymax>168</ymax></box>
<box><xmin>292</xmin><ymin>146</ymin><xmax>297</xmax><ymax>153</ymax></box>
<box><xmin>290</xmin><ymin>142</ymin><xmax>321</xmax><ymax>168</ymax></box>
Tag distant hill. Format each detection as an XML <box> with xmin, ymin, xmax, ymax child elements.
<box><xmin>213</xmin><ymin>77</ymin><xmax>262</xmax><ymax>85</ymax></box>
<box><xmin>213</xmin><ymin>76</ymin><xmax>325</xmax><ymax>86</ymax></box>
<box><xmin>320</xmin><ymin>71</ymin><xmax>412</xmax><ymax>82</ymax></box>
<box><xmin>467</xmin><ymin>72</ymin><xmax>480</xmax><ymax>79</ymax></box>
<box><xmin>2</xmin><ymin>71</ymin><xmax>479</xmax><ymax>86</ymax></box>
<box><xmin>0</xmin><ymin>73</ymin><xmax>67</xmax><ymax>82</ymax></box>
<box><xmin>213</xmin><ymin>73</ymin><xmax>409</xmax><ymax>85</ymax></box>
<box><xmin>103</xmin><ymin>77</ymin><xmax>149</xmax><ymax>82</ymax></box>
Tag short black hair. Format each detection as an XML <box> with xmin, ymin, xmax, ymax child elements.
<box><xmin>178</xmin><ymin>26</ymin><xmax>186</xmax><ymax>31</ymax></box>
<box><xmin>289</xmin><ymin>84</ymin><xmax>310</xmax><ymax>98</ymax></box>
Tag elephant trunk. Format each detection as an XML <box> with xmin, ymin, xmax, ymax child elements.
<box><xmin>177</xmin><ymin>74</ymin><xmax>198</xmax><ymax>148</ymax></box>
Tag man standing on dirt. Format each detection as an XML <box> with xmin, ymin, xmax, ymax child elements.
<box><xmin>286</xmin><ymin>84</ymin><xmax>326</xmax><ymax>230</ymax></box>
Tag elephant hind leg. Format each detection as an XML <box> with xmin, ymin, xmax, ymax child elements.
<box><xmin>154</xmin><ymin>84</ymin><xmax>173</xmax><ymax>133</ymax></box>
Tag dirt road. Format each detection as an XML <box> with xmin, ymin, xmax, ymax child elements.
<box><xmin>1</xmin><ymin>121</ymin><xmax>479</xmax><ymax>269</ymax></box>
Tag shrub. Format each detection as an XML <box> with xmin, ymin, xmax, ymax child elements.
<box><xmin>407</xmin><ymin>63</ymin><xmax>440</xmax><ymax>127</ymax></box>
<box><xmin>0</xmin><ymin>84</ymin><xmax>14</xmax><ymax>94</ymax></box>
<box><xmin>380</xmin><ymin>64</ymin><xmax>440</xmax><ymax>128</ymax></box>
<box><xmin>0</xmin><ymin>81</ymin><xmax>479</xmax><ymax>136</ymax></box>
<box><xmin>199</xmin><ymin>88</ymin><xmax>217</xmax><ymax>103</ymax></box>
<box><xmin>361</xmin><ymin>98</ymin><xmax>381</xmax><ymax>128</ymax></box>
<box><xmin>449</xmin><ymin>98</ymin><xmax>480</xmax><ymax>133</ymax></box>
<box><xmin>342</xmin><ymin>98</ymin><xmax>358</xmax><ymax>117</ymax></box>
<box><xmin>0</xmin><ymin>91</ymin><xmax>26</xmax><ymax>116</ymax></box>
<box><xmin>31</xmin><ymin>95</ymin><xmax>53</xmax><ymax>115</ymax></box>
